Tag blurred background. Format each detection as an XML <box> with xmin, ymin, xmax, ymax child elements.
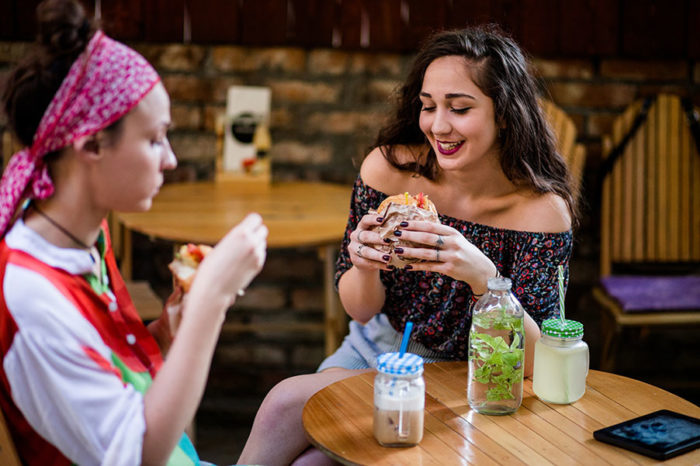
<box><xmin>1</xmin><ymin>0</ymin><xmax>698</xmax><ymax>462</ymax></box>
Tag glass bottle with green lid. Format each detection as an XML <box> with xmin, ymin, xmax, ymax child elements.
<box><xmin>532</xmin><ymin>318</ymin><xmax>589</xmax><ymax>404</ymax></box>
<box><xmin>467</xmin><ymin>277</ymin><xmax>525</xmax><ymax>415</ymax></box>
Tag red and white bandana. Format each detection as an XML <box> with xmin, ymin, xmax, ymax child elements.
<box><xmin>0</xmin><ymin>30</ymin><xmax>160</xmax><ymax>237</ymax></box>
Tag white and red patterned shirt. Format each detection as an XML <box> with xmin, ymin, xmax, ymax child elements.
<box><xmin>0</xmin><ymin>220</ymin><xmax>199</xmax><ymax>465</ymax></box>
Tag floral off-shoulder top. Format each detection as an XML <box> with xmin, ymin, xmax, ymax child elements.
<box><xmin>334</xmin><ymin>176</ymin><xmax>573</xmax><ymax>360</ymax></box>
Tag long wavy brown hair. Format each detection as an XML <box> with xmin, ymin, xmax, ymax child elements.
<box><xmin>373</xmin><ymin>25</ymin><xmax>577</xmax><ymax>223</ymax></box>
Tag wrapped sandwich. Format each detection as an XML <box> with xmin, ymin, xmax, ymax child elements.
<box><xmin>168</xmin><ymin>243</ymin><xmax>213</xmax><ymax>293</ymax></box>
<box><xmin>369</xmin><ymin>192</ymin><xmax>440</xmax><ymax>268</ymax></box>
<box><xmin>167</xmin><ymin>243</ymin><xmax>212</xmax><ymax>333</ymax></box>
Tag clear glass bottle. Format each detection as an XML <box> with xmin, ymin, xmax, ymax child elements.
<box><xmin>373</xmin><ymin>352</ymin><xmax>425</xmax><ymax>447</ymax></box>
<box><xmin>532</xmin><ymin>319</ymin><xmax>589</xmax><ymax>404</ymax></box>
<box><xmin>468</xmin><ymin>277</ymin><xmax>525</xmax><ymax>415</ymax></box>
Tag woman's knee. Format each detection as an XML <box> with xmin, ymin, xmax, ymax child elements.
<box><xmin>255</xmin><ymin>373</ymin><xmax>322</xmax><ymax>423</ymax></box>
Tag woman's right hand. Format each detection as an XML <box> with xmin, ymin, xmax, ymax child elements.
<box><xmin>190</xmin><ymin>213</ymin><xmax>268</xmax><ymax>309</ymax></box>
<box><xmin>349</xmin><ymin>212</ymin><xmax>392</xmax><ymax>272</ymax></box>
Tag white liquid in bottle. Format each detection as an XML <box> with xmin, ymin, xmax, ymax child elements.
<box><xmin>532</xmin><ymin>333</ymin><xmax>589</xmax><ymax>404</ymax></box>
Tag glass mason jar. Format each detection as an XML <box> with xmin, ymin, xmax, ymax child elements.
<box><xmin>468</xmin><ymin>277</ymin><xmax>525</xmax><ymax>415</ymax></box>
<box><xmin>532</xmin><ymin>318</ymin><xmax>589</xmax><ymax>404</ymax></box>
<box><xmin>373</xmin><ymin>352</ymin><xmax>425</xmax><ymax>447</ymax></box>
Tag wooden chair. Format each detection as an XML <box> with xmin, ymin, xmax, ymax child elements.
<box><xmin>540</xmin><ymin>99</ymin><xmax>587</xmax><ymax>199</ymax></box>
<box><xmin>107</xmin><ymin>213</ymin><xmax>164</xmax><ymax>322</ymax></box>
<box><xmin>0</xmin><ymin>408</ymin><xmax>21</xmax><ymax>466</ymax></box>
<box><xmin>592</xmin><ymin>94</ymin><xmax>700</xmax><ymax>371</ymax></box>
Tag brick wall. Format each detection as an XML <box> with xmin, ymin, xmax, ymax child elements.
<box><xmin>1</xmin><ymin>41</ymin><xmax>699</xmax><ymax>404</ymax></box>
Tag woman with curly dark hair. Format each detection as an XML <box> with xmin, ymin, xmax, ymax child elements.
<box><xmin>239</xmin><ymin>24</ymin><xmax>575</xmax><ymax>466</ymax></box>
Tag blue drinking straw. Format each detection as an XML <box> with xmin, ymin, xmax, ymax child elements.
<box><xmin>399</xmin><ymin>321</ymin><xmax>413</xmax><ymax>358</ymax></box>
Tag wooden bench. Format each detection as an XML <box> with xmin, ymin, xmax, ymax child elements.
<box><xmin>594</xmin><ymin>94</ymin><xmax>700</xmax><ymax>370</ymax></box>
<box><xmin>540</xmin><ymin>98</ymin><xmax>587</xmax><ymax>198</ymax></box>
<box><xmin>0</xmin><ymin>408</ymin><xmax>20</xmax><ymax>466</ymax></box>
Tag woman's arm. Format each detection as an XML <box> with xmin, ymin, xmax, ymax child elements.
<box><xmin>338</xmin><ymin>265</ymin><xmax>386</xmax><ymax>324</ymax></box>
<box><xmin>141</xmin><ymin>213</ymin><xmax>267</xmax><ymax>465</ymax></box>
<box><xmin>523</xmin><ymin>312</ymin><xmax>541</xmax><ymax>377</ymax></box>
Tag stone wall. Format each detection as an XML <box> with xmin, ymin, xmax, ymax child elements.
<box><xmin>1</xmin><ymin>41</ymin><xmax>699</xmax><ymax>407</ymax></box>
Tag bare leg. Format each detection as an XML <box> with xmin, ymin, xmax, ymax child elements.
<box><xmin>291</xmin><ymin>446</ymin><xmax>340</xmax><ymax>466</ymax></box>
<box><xmin>237</xmin><ymin>368</ymin><xmax>369</xmax><ymax>466</ymax></box>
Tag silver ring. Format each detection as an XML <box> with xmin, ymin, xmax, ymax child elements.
<box><xmin>357</xmin><ymin>230</ymin><xmax>365</xmax><ymax>244</ymax></box>
<box><xmin>435</xmin><ymin>248</ymin><xmax>440</xmax><ymax>262</ymax></box>
<box><xmin>436</xmin><ymin>234</ymin><xmax>444</xmax><ymax>247</ymax></box>
<box><xmin>357</xmin><ymin>244</ymin><xmax>365</xmax><ymax>258</ymax></box>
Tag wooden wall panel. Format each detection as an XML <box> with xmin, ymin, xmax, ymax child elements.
<box><xmin>0</xmin><ymin>1</ymin><xmax>16</xmax><ymax>40</ymax></box>
<box><xmin>518</xmin><ymin>0</ymin><xmax>559</xmax><ymax>56</ymax></box>
<box><xmin>688</xmin><ymin>0</ymin><xmax>700</xmax><ymax>59</ymax></box>
<box><xmin>485</xmin><ymin>0</ymin><xmax>523</xmax><ymax>39</ymax></box>
<box><xmin>143</xmin><ymin>0</ymin><xmax>183</xmax><ymax>42</ymax></box>
<box><xmin>13</xmin><ymin>0</ymin><xmax>43</xmax><ymax>40</ymax></box>
<box><xmin>100</xmin><ymin>0</ymin><xmax>144</xmax><ymax>41</ymax></box>
<box><xmin>447</xmin><ymin>0</ymin><xmax>495</xmax><ymax>29</ymax></box>
<box><xmin>239</xmin><ymin>0</ymin><xmax>288</xmax><ymax>46</ymax></box>
<box><xmin>365</xmin><ymin>0</ymin><xmax>402</xmax><ymax>52</ymax></box>
<box><xmin>337</xmin><ymin>0</ymin><xmax>363</xmax><ymax>49</ymax></box>
<box><xmin>620</xmin><ymin>0</ymin><xmax>686</xmax><ymax>58</ymax></box>
<box><xmin>0</xmin><ymin>0</ymin><xmax>696</xmax><ymax>59</ymax></box>
<box><xmin>400</xmin><ymin>0</ymin><xmax>448</xmax><ymax>51</ymax></box>
<box><xmin>288</xmin><ymin>0</ymin><xmax>337</xmax><ymax>48</ymax></box>
<box><xmin>558</xmin><ymin>0</ymin><xmax>618</xmax><ymax>57</ymax></box>
<box><xmin>187</xmin><ymin>0</ymin><xmax>240</xmax><ymax>43</ymax></box>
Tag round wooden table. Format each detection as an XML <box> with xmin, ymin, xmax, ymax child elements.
<box><xmin>303</xmin><ymin>362</ymin><xmax>700</xmax><ymax>465</ymax></box>
<box><xmin>115</xmin><ymin>180</ymin><xmax>351</xmax><ymax>354</ymax></box>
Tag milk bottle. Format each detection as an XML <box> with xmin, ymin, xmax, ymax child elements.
<box><xmin>532</xmin><ymin>318</ymin><xmax>589</xmax><ymax>404</ymax></box>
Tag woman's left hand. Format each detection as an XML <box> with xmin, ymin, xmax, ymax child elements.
<box><xmin>393</xmin><ymin>220</ymin><xmax>496</xmax><ymax>290</ymax></box>
<box><xmin>147</xmin><ymin>287</ymin><xmax>183</xmax><ymax>355</ymax></box>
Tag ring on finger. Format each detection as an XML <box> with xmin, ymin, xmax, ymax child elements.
<box><xmin>357</xmin><ymin>244</ymin><xmax>365</xmax><ymax>258</ymax></box>
<box><xmin>357</xmin><ymin>230</ymin><xmax>366</xmax><ymax>244</ymax></box>
<box><xmin>435</xmin><ymin>248</ymin><xmax>440</xmax><ymax>262</ymax></box>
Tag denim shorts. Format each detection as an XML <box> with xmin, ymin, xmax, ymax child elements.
<box><xmin>317</xmin><ymin>313</ymin><xmax>454</xmax><ymax>371</ymax></box>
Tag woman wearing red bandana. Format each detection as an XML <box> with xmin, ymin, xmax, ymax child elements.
<box><xmin>0</xmin><ymin>0</ymin><xmax>267</xmax><ymax>464</ymax></box>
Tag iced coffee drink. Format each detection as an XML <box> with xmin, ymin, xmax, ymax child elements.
<box><xmin>373</xmin><ymin>352</ymin><xmax>425</xmax><ymax>447</ymax></box>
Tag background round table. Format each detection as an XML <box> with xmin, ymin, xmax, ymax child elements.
<box><xmin>115</xmin><ymin>180</ymin><xmax>351</xmax><ymax>354</ymax></box>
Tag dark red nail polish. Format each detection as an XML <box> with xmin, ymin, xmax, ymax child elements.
<box><xmin>405</xmin><ymin>265</ymin><xmax>413</xmax><ymax>270</ymax></box>
<box><xmin>393</xmin><ymin>230</ymin><xmax>402</xmax><ymax>237</ymax></box>
<box><xmin>400</xmin><ymin>221</ymin><xmax>409</xmax><ymax>227</ymax></box>
<box><xmin>376</xmin><ymin>216</ymin><xmax>384</xmax><ymax>222</ymax></box>
<box><xmin>394</xmin><ymin>247</ymin><xmax>404</xmax><ymax>254</ymax></box>
<box><xmin>382</xmin><ymin>255</ymin><xmax>391</xmax><ymax>261</ymax></box>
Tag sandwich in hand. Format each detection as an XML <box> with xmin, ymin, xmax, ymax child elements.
<box><xmin>168</xmin><ymin>243</ymin><xmax>213</xmax><ymax>293</ymax></box>
<box><xmin>368</xmin><ymin>192</ymin><xmax>440</xmax><ymax>268</ymax></box>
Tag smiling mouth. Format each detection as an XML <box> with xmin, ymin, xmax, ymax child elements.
<box><xmin>436</xmin><ymin>140</ymin><xmax>464</xmax><ymax>155</ymax></box>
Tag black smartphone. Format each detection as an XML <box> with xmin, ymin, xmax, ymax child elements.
<box><xmin>593</xmin><ymin>409</ymin><xmax>700</xmax><ymax>460</ymax></box>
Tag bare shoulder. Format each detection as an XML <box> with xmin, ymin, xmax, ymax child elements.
<box><xmin>359</xmin><ymin>145</ymin><xmax>423</xmax><ymax>194</ymax></box>
<box><xmin>513</xmin><ymin>191</ymin><xmax>572</xmax><ymax>233</ymax></box>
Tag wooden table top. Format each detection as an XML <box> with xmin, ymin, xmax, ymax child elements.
<box><xmin>303</xmin><ymin>362</ymin><xmax>700</xmax><ymax>465</ymax></box>
<box><xmin>116</xmin><ymin>180</ymin><xmax>351</xmax><ymax>248</ymax></box>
